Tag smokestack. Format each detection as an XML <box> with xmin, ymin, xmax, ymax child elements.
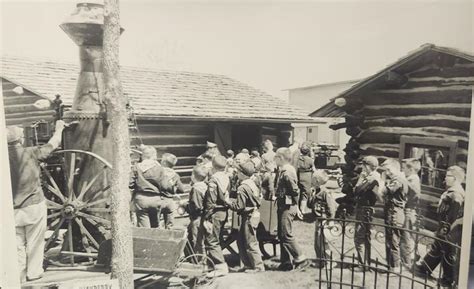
<box><xmin>60</xmin><ymin>1</ymin><xmax>123</xmax><ymax>201</ymax></box>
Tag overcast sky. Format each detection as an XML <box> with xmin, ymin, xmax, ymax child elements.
<box><xmin>1</xmin><ymin>0</ymin><xmax>472</xmax><ymax>100</ymax></box>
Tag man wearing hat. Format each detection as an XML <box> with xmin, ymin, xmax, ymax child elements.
<box><xmin>353</xmin><ymin>156</ymin><xmax>381</xmax><ymax>270</ymax></box>
<box><xmin>7</xmin><ymin>121</ymin><xmax>65</xmax><ymax>282</ymax></box>
<box><xmin>205</xmin><ymin>141</ymin><xmax>221</xmax><ymax>158</ymax></box>
<box><xmin>202</xmin><ymin>155</ymin><xmax>231</xmax><ymax>277</ymax></box>
<box><xmin>225</xmin><ymin>161</ymin><xmax>265</xmax><ymax>273</ymax></box>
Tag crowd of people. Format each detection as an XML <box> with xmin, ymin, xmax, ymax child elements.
<box><xmin>6</xmin><ymin>120</ymin><xmax>467</xmax><ymax>286</ymax></box>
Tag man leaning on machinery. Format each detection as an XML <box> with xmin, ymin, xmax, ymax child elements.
<box><xmin>7</xmin><ymin>120</ymin><xmax>65</xmax><ymax>282</ymax></box>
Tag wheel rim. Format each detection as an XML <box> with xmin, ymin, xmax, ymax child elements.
<box><xmin>42</xmin><ymin>149</ymin><xmax>112</xmax><ymax>267</ymax></box>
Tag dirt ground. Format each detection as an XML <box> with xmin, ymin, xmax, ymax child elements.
<box><xmin>149</xmin><ymin>215</ymin><xmax>439</xmax><ymax>289</ymax></box>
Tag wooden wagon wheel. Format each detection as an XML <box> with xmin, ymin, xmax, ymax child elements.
<box><xmin>42</xmin><ymin>149</ymin><xmax>112</xmax><ymax>267</ymax></box>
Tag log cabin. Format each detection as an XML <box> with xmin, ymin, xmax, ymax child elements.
<box><xmin>1</xmin><ymin>56</ymin><xmax>312</xmax><ymax>183</ymax></box>
<box><xmin>310</xmin><ymin>44</ymin><xmax>473</xmax><ymax>230</ymax></box>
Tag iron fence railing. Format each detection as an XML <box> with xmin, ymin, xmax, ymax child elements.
<box><xmin>312</xmin><ymin>209</ymin><xmax>461</xmax><ymax>289</ymax></box>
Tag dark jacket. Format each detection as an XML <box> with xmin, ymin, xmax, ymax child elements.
<box><xmin>275</xmin><ymin>164</ymin><xmax>300</xmax><ymax>206</ymax></box>
<box><xmin>203</xmin><ymin>171</ymin><xmax>230</xmax><ymax>220</ymax></box>
<box><xmin>188</xmin><ymin>181</ymin><xmax>207</xmax><ymax>219</ymax></box>
<box><xmin>437</xmin><ymin>184</ymin><xmax>464</xmax><ymax>226</ymax></box>
<box><xmin>405</xmin><ymin>174</ymin><xmax>421</xmax><ymax>209</ymax></box>
<box><xmin>354</xmin><ymin>171</ymin><xmax>380</xmax><ymax>208</ymax></box>
<box><xmin>130</xmin><ymin>160</ymin><xmax>163</xmax><ymax>195</ymax></box>
<box><xmin>384</xmin><ymin>174</ymin><xmax>408</xmax><ymax>209</ymax></box>
<box><xmin>227</xmin><ymin>179</ymin><xmax>261</xmax><ymax>214</ymax></box>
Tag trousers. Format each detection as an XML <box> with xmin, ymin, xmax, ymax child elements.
<box><xmin>204</xmin><ymin>210</ymin><xmax>228</xmax><ymax>267</ymax></box>
<box><xmin>400</xmin><ymin>208</ymin><xmax>418</xmax><ymax>266</ymax></box>
<box><xmin>314</xmin><ymin>218</ymin><xmax>332</xmax><ymax>266</ymax></box>
<box><xmin>134</xmin><ymin>193</ymin><xmax>176</xmax><ymax>229</ymax></box>
<box><xmin>237</xmin><ymin>211</ymin><xmax>264</xmax><ymax>270</ymax></box>
<box><xmin>15</xmin><ymin>201</ymin><xmax>47</xmax><ymax>282</ymax></box>
<box><xmin>186</xmin><ymin>217</ymin><xmax>205</xmax><ymax>256</ymax></box>
<box><xmin>277</xmin><ymin>203</ymin><xmax>305</xmax><ymax>264</ymax></box>
<box><xmin>354</xmin><ymin>208</ymin><xmax>372</xmax><ymax>266</ymax></box>
<box><xmin>384</xmin><ymin>206</ymin><xmax>405</xmax><ymax>268</ymax></box>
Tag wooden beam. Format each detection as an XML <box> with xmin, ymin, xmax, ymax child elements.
<box><xmin>358</xmin><ymin>88</ymin><xmax>472</xmax><ymax>105</ymax></box>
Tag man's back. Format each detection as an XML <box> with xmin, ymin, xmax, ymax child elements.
<box><xmin>8</xmin><ymin>143</ymin><xmax>54</xmax><ymax>209</ymax></box>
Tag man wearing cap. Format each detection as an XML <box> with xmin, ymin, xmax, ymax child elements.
<box><xmin>380</xmin><ymin>158</ymin><xmax>408</xmax><ymax>272</ymax></box>
<box><xmin>415</xmin><ymin>166</ymin><xmax>465</xmax><ymax>287</ymax></box>
<box><xmin>202</xmin><ymin>155</ymin><xmax>231</xmax><ymax>277</ymax></box>
<box><xmin>353</xmin><ymin>156</ymin><xmax>381</xmax><ymax>270</ymax></box>
<box><xmin>7</xmin><ymin>121</ymin><xmax>65</xmax><ymax>282</ymax></box>
<box><xmin>225</xmin><ymin>161</ymin><xmax>265</xmax><ymax>273</ymax></box>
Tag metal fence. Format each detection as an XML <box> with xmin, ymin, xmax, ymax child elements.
<box><xmin>312</xmin><ymin>209</ymin><xmax>461</xmax><ymax>289</ymax></box>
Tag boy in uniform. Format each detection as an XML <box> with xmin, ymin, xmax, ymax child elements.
<box><xmin>353</xmin><ymin>156</ymin><xmax>381</xmax><ymax>270</ymax></box>
<box><xmin>225</xmin><ymin>161</ymin><xmax>265</xmax><ymax>273</ymax></box>
<box><xmin>400</xmin><ymin>158</ymin><xmax>421</xmax><ymax>269</ymax></box>
<box><xmin>380</xmin><ymin>159</ymin><xmax>408</xmax><ymax>272</ymax></box>
<box><xmin>416</xmin><ymin>166</ymin><xmax>465</xmax><ymax>287</ymax></box>
<box><xmin>308</xmin><ymin>170</ymin><xmax>338</xmax><ymax>268</ymax></box>
<box><xmin>202</xmin><ymin>155</ymin><xmax>231</xmax><ymax>277</ymax></box>
<box><xmin>187</xmin><ymin>165</ymin><xmax>208</xmax><ymax>255</ymax></box>
<box><xmin>274</xmin><ymin>147</ymin><xmax>310</xmax><ymax>271</ymax></box>
<box><xmin>159</xmin><ymin>153</ymin><xmax>185</xmax><ymax>229</ymax></box>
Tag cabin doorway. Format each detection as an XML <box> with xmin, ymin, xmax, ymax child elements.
<box><xmin>231</xmin><ymin>124</ymin><xmax>261</xmax><ymax>152</ymax></box>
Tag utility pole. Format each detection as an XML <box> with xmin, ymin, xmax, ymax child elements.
<box><xmin>103</xmin><ymin>0</ymin><xmax>134</xmax><ymax>287</ymax></box>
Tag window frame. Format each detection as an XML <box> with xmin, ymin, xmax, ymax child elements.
<box><xmin>399</xmin><ymin>136</ymin><xmax>458</xmax><ymax>195</ymax></box>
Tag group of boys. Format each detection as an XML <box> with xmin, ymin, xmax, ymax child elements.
<box><xmin>183</xmin><ymin>140</ymin><xmax>312</xmax><ymax>276</ymax></box>
<box><xmin>311</xmin><ymin>154</ymin><xmax>465</xmax><ymax>287</ymax></box>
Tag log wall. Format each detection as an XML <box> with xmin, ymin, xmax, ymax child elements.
<box><xmin>2</xmin><ymin>78</ymin><xmax>56</xmax><ymax>126</ymax></box>
<box><xmin>340</xmin><ymin>58</ymin><xmax>473</xmax><ymax>230</ymax></box>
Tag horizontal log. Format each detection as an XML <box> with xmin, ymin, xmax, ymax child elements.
<box><xmin>4</xmin><ymin>103</ymin><xmax>53</xmax><ymax>114</ymax></box>
<box><xmin>362</xmin><ymin>104</ymin><xmax>471</xmax><ymax>118</ymax></box>
<box><xmin>401</xmin><ymin>77</ymin><xmax>474</xmax><ymax>89</ymax></box>
<box><xmin>356</xmin><ymin>131</ymin><xmax>468</xmax><ymax>148</ymax></box>
<box><xmin>1</xmin><ymin>79</ymin><xmax>18</xmax><ymax>90</ymax></box>
<box><xmin>3</xmin><ymin>95</ymin><xmax>48</xmax><ymax>106</ymax></box>
<box><xmin>408</xmin><ymin>64</ymin><xmax>474</xmax><ymax>78</ymax></box>
<box><xmin>364</xmin><ymin>115</ymin><xmax>471</xmax><ymax>131</ymax></box>
<box><xmin>360</xmin><ymin>147</ymin><xmax>399</xmax><ymax>159</ymax></box>
<box><xmin>137</xmin><ymin>123</ymin><xmax>212</xmax><ymax>135</ymax></box>
<box><xmin>357</xmin><ymin>88</ymin><xmax>472</xmax><ymax>105</ymax></box>
<box><xmin>138</xmin><ymin>134</ymin><xmax>209</xmax><ymax>146</ymax></box>
<box><xmin>361</xmin><ymin>126</ymin><xmax>469</xmax><ymax>141</ymax></box>
<box><xmin>6</xmin><ymin>115</ymin><xmax>55</xmax><ymax>126</ymax></box>
<box><xmin>152</xmin><ymin>144</ymin><xmax>207</xmax><ymax>157</ymax></box>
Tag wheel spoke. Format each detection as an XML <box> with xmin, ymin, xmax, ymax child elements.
<box><xmin>67</xmin><ymin>152</ymin><xmax>76</xmax><ymax>201</ymax></box>
<box><xmin>45</xmin><ymin>218</ymin><xmax>65</xmax><ymax>250</ymax></box>
<box><xmin>75</xmin><ymin>218</ymin><xmax>100</xmax><ymax>249</ymax></box>
<box><xmin>42</xmin><ymin>167</ymin><xmax>66</xmax><ymax>203</ymax></box>
<box><xmin>46</xmin><ymin>199</ymin><xmax>63</xmax><ymax>210</ymax></box>
<box><xmin>48</xmin><ymin>217</ymin><xmax>62</xmax><ymax>230</ymax></box>
<box><xmin>68</xmin><ymin>221</ymin><xmax>75</xmax><ymax>266</ymax></box>
<box><xmin>77</xmin><ymin>168</ymin><xmax>107</xmax><ymax>201</ymax></box>
<box><xmin>86</xmin><ymin>185</ymin><xmax>111</xmax><ymax>203</ymax></box>
<box><xmin>47</xmin><ymin>212</ymin><xmax>62</xmax><ymax>219</ymax></box>
<box><xmin>76</xmin><ymin>212</ymin><xmax>111</xmax><ymax>226</ymax></box>
<box><xmin>85</xmin><ymin>207</ymin><xmax>111</xmax><ymax>214</ymax></box>
<box><xmin>82</xmin><ymin>194</ymin><xmax>110</xmax><ymax>209</ymax></box>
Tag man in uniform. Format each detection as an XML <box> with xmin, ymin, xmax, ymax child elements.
<box><xmin>400</xmin><ymin>158</ymin><xmax>421</xmax><ymax>269</ymax></box>
<box><xmin>353</xmin><ymin>156</ymin><xmax>381</xmax><ymax>270</ymax></box>
<box><xmin>416</xmin><ymin>166</ymin><xmax>465</xmax><ymax>287</ymax></box>
<box><xmin>380</xmin><ymin>158</ymin><xmax>408</xmax><ymax>272</ymax></box>
<box><xmin>274</xmin><ymin>147</ymin><xmax>310</xmax><ymax>271</ymax></box>
<box><xmin>8</xmin><ymin>121</ymin><xmax>65</xmax><ymax>282</ymax></box>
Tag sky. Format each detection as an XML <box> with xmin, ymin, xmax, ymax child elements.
<box><xmin>0</xmin><ymin>0</ymin><xmax>472</xmax><ymax>100</ymax></box>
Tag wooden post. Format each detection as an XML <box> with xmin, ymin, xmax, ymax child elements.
<box><xmin>103</xmin><ymin>0</ymin><xmax>133</xmax><ymax>288</ymax></box>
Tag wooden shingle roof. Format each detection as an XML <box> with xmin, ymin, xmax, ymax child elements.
<box><xmin>1</xmin><ymin>56</ymin><xmax>312</xmax><ymax>123</ymax></box>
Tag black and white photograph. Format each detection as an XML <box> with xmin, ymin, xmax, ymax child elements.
<box><xmin>0</xmin><ymin>1</ymin><xmax>473</xmax><ymax>288</ymax></box>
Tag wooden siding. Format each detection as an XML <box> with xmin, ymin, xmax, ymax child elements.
<box><xmin>342</xmin><ymin>57</ymin><xmax>473</xmax><ymax>230</ymax></box>
<box><xmin>133</xmin><ymin>121</ymin><xmax>212</xmax><ymax>183</ymax></box>
<box><xmin>2</xmin><ymin>78</ymin><xmax>55</xmax><ymax>126</ymax></box>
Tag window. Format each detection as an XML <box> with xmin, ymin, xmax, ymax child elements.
<box><xmin>400</xmin><ymin>136</ymin><xmax>457</xmax><ymax>193</ymax></box>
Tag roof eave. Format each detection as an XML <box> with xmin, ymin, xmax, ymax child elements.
<box><xmin>135</xmin><ymin>114</ymin><xmax>321</xmax><ymax>124</ymax></box>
